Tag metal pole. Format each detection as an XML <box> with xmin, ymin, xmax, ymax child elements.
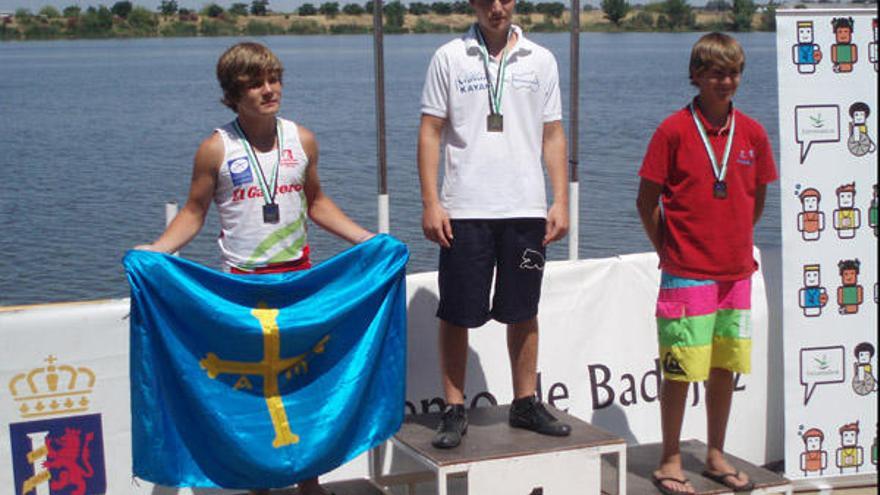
<box><xmin>568</xmin><ymin>0</ymin><xmax>581</xmax><ymax>260</ymax></box>
<box><xmin>373</xmin><ymin>0</ymin><xmax>390</xmax><ymax>234</ymax></box>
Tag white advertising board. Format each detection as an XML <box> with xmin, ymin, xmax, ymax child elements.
<box><xmin>0</xmin><ymin>252</ymin><xmax>772</xmax><ymax>493</ymax></box>
<box><xmin>776</xmin><ymin>8</ymin><xmax>878</xmax><ymax>482</ymax></box>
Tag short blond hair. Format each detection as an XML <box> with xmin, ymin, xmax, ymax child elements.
<box><xmin>216</xmin><ymin>42</ymin><xmax>283</xmax><ymax>111</ymax></box>
<box><xmin>689</xmin><ymin>32</ymin><xmax>745</xmax><ymax>86</ymax></box>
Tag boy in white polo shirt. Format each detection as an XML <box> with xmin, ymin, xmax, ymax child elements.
<box><xmin>418</xmin><ymin>0</ymin><xmax>571</xmax><ymax>449</ymax></box>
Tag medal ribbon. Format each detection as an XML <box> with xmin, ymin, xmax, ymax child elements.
<box><xmin>233</xmin><ymin>119</ymin><xmax>283</xmax><ymax>206</ymax></box>
<box><xmin>474</xmin><ymin>24</ymin><xmax>513</xmax><ymax>116</ymax></box>
<box><xmin>689</xmin><ymin>102</ymin><xmax>736</xmax><ymax>184</ymax></box>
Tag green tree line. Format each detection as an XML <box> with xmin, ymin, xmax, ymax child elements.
<box><xmin>1</xmin><ymin>0</ymin><xmax>776</xmax><ymax>41</ymax></box>
<box><xmin>600</xmin><ymin>0</ymin><xmax>776</xmax><ymax>32</ymax></box>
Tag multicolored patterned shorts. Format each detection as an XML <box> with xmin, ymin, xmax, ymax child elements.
<box><xmin>655</xmin><ymin>272</ymin><xmax>753</xmax><ymax>382</ymax></box>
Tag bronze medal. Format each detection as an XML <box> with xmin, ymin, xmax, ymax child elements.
<box><xmin>713</xmin><ymin>180</ymin><xmax>728</xmax><ymax>199</ymax></box>
<box><xmin>263</xmin><ymin>204</ymin><xmax>280</xmax><ymax>224</ymax></box>
<box><xmin>487</xmin><ymin>113</ymin><xmax>504</xmax><ymax>132</ymax></box>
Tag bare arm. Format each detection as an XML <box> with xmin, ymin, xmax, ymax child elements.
<box><xmin>636</xmin><ymin>178</ymin><xmax>663</xmax><ymax>253</ymax></box>
<box><xmin>753</xmin><ymin>183</ymin><xmax>768</xmax><ymax>225</ymax></box>
<box><xmin>301</xmin><ymin>126</ymin><xmax>373</xmax><ymax>244</ymax></box>
<box><xmin>418</xmin><ymin>114</ymin><xmax>453</xmax><ymax>248</ymax></box>
<box><xmin>134</xmin><ymin>134</ymin><xmax>222</xmax><ymax>253</ymax></box>
<box><xmin>542</xmin><ymin>120</ymin><xmax>569</xmax><ymax>246</ymax></box>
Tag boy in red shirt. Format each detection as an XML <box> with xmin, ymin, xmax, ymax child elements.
<box><xmin>636</xmin><ymin>33</ymin><xmax>778</xmax><ymax>494</ymax></box>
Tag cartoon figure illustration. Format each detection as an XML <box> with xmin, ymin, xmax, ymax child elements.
<box><xmin>870</xmin><ymin>18</ymin><xmax>878</xmax><ymax>72</ymax></box>
<box><xmin>872</xmin><ymin>428</ymin><xmax>877</xmax><ymax>465</ymax></box>
<box><xmin>852</xmin><ymin>342</ymin><xmax>878</xmax><ymax>395</ymax></box>
<box><xmin>869</xmin><ymin>184</ymin><xmax>878</xmax><ymax>236</ymax></box>
<box><xmin>833</xmin><ymin>183</ymin><xmax>861</xmax><ymax>239</ymax></box>
<box><xmin>847</xmin><ymin>102</ymin><xmax>876</xmax><ymax>156</ymax></box>
<box><xmin>831</xmin><ymin>17</ymin><xmax>858</xmax><ymax>73</ymax></box>
<box><xmin>793</xmin><ymin>20</ymin><xmax>823</xmax><ymax>74</ymax></box>
<box><xmin>797</xmin><ymin>187</ymin><xmax>825</xmax><ymax>241</ymax></box>
<box><xmin>836</xmin><ymin>421</ymin><xmax>864</xmax><ymax>473</ymax></box>
<box><xmin>799</xmin><ymin>264</ymin><xmax>828</xmax><ymax>317</ymax></box>
<box><xmin>800</xmin><ymin>428</ymin><xmax>828</xmax><ymax>476</ymax></box>
<box><xmin>837</xmin><ymin>259</ymin><xmax>863</xmax><ymax>315</ymax></box>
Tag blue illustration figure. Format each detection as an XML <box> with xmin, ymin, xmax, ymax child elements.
<box><xmin>799</xmin><ymin>264</ymin><xmax>828</xmax><ymax>317</ymax></box>
<box><xmin>793</xmin><ymin>20</ymin><xmax>823</xmax><ymax>74</ymax></box>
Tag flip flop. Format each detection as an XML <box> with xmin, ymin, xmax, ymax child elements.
<box><xmin>701</xmin><ymin>469</ymin><xmax>755</xmax><ymax>492</ymax></box>
<box><xmin>651</xmin><ymin>473</ymin><xmax>694</xmax><ymax>495</ymax></box>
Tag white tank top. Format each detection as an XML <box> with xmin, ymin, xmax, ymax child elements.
<box><xmin>214</xmin><ymin>118</ymin><xmax>309</xmax><ymax>271</ymax></box>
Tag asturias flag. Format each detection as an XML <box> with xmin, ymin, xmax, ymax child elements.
<box><xmin>123</xmin><ymin>235</ymin><xmax>408</xmax><ymax>489</ymax></box>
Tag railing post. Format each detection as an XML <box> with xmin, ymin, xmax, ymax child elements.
<box><xmin>568</xmin><ymin>0</ymin><xmax>581</xmax><ymax>260</ymax></box>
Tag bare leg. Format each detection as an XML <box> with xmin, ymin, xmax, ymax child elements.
<box><xmin>507</xmin><ymin>318</ymin><xmax>538</xmax><ymax>399</ymax></box>
<box><xmin>299</xmin><ymin>477</ymin><xmax>330</xmax><ymax>495</ymax></box>
<box><xmin>654</xmin><ymin>379</ymin><xmax>695</xmax><ymax>494</ymax></box>
<box><xmin>705</xmin><ymin>368</ymin><xmax>751</xmax><ymax>488</ymax></box>
<box><xmin>440</xmin><ymin>320</ymin><xmax>468</xmax><ymax>404</ymax></box>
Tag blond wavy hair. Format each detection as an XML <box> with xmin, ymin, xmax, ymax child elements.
<box><xmin>216</xmin><ymin>42</ymin><xmax>284</xmax><ymax>111</ymax></box>
<box><xmin>689</xmin><ymin>32</ymin><xmax>745</xmax><ymax>86</ymax></box>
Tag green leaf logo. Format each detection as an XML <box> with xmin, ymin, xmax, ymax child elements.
<box><xmin>810</xmin><ymin>114</ymin><xmax>825</xmax><ymax>128</ymax></box>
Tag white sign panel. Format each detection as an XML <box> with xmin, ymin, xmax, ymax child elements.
<box><xmin>777</xmin><ymin>8</ymin><xmax>879</xmax><ymax>481</ymax></box>
<box><xmin>0</xmin><ymin>253</ymin><xmax>773</xmax><ymax>493</ymax></box>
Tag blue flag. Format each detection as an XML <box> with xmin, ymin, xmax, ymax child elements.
<box><xmin>123</xmin><ymin>235</ymin><xmax>409</xmax><ymax>489</ymax></box>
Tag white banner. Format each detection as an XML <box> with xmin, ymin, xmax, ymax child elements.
<box><xmin>0</xmin><ymin>252</ymin><xmax>772</xmax><ymax>493</ymax></box>
<box><xmin>777</xmin><ymin>8</ymin><xmax>878</xmax><ymax>481</ymax></box>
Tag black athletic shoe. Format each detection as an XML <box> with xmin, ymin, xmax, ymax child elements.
<box><xmin>432</xmin><ymin>404</ymin><xmax>468</xmax><ymax>449</ymax></box>
<box><xmin>508</xmin><ymin>396</ymin><xmax>572</xmax><ymax>437</ymax></box>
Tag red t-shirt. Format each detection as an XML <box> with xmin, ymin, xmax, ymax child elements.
<box><xmin>639</xmin><ymin>103</ymin><xmax>778</xmax><ymax>281</ymax></box>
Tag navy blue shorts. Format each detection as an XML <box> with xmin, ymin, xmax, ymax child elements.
<box><xmin>437</xmin><ymin>218</ymin><xmax>546</xmax><ymax>328</ymax></box>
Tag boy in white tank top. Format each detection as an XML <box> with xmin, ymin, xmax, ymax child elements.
<box><xmin>135</xmin><ymin>42</ymin><xmax>373</xmax><ymax>495</ymax></box>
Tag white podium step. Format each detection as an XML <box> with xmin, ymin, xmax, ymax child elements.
<box><xmin>387</xmin><ymin>404</ymin><xmax>627</xmax><ymax>495</ymax></box>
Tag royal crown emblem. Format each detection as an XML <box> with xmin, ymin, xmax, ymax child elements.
<box><xmin>8</xmin><ymin>355</ymin><xmax>96</xmax><ymax>418</ymax></box>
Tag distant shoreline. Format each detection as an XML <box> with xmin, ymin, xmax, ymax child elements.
<box><xmin>1</xmin><ymin>9</ymin><xmax>775</xmax><ymax>42</ymax></box>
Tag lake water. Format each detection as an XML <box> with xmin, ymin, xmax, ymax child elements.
<box><xmin>0</xmin><ymin>32</ymin><xmax>781</xmax><ymax>306</ymax></box>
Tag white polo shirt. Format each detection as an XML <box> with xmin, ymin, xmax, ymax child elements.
<box><xmin>421</xmin><ymin>24</ymin><xmax>562</xmax><ymax>219</ymax></box>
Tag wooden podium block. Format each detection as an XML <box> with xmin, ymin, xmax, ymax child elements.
<box><xmin>233</xmin><ymin>478</ymin><xmax>389</xmax><ymax>495</ymax></box>
<box><xmin>390</xmin><ymin>405</ymin><xmax>627</xmax><ymax>495</ymax></box>
<box><xmin>618</xmin><ymin>440</ymin><xmax>792</xmax><ymax>495</ymax></box>
<box><xmin>323</xmin><ymin>478</ymin><xmax>391</xmax><ymax>494</ymax></box>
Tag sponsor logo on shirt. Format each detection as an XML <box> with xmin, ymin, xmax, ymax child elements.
<box><xmin>228</xmin><ymin>157</ymin><xmax>254</xmax><ymax>186</ymax></box>
<box><xmin>510</xmin><ymin>70</ymin><xmax>539</xmax><ymax>92</ymax></box>
<box><xmin>736</xmin><ymin>149</ymin><xmax>755</xmax><ymax>166</ymax></box>
<box><xmin>456</xmin><ymin>70</ymin><xmax>489</xmax><ymax>94</ymax></box>
<box><xmin>281</xmin><ymin>149</ymin><xmax>297</xmax><ymax>167</ymax></box>
<box><xmin>232</xmin><ymin>183</ymin><xmax>304</xmax><ymax>202</ymax></box>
